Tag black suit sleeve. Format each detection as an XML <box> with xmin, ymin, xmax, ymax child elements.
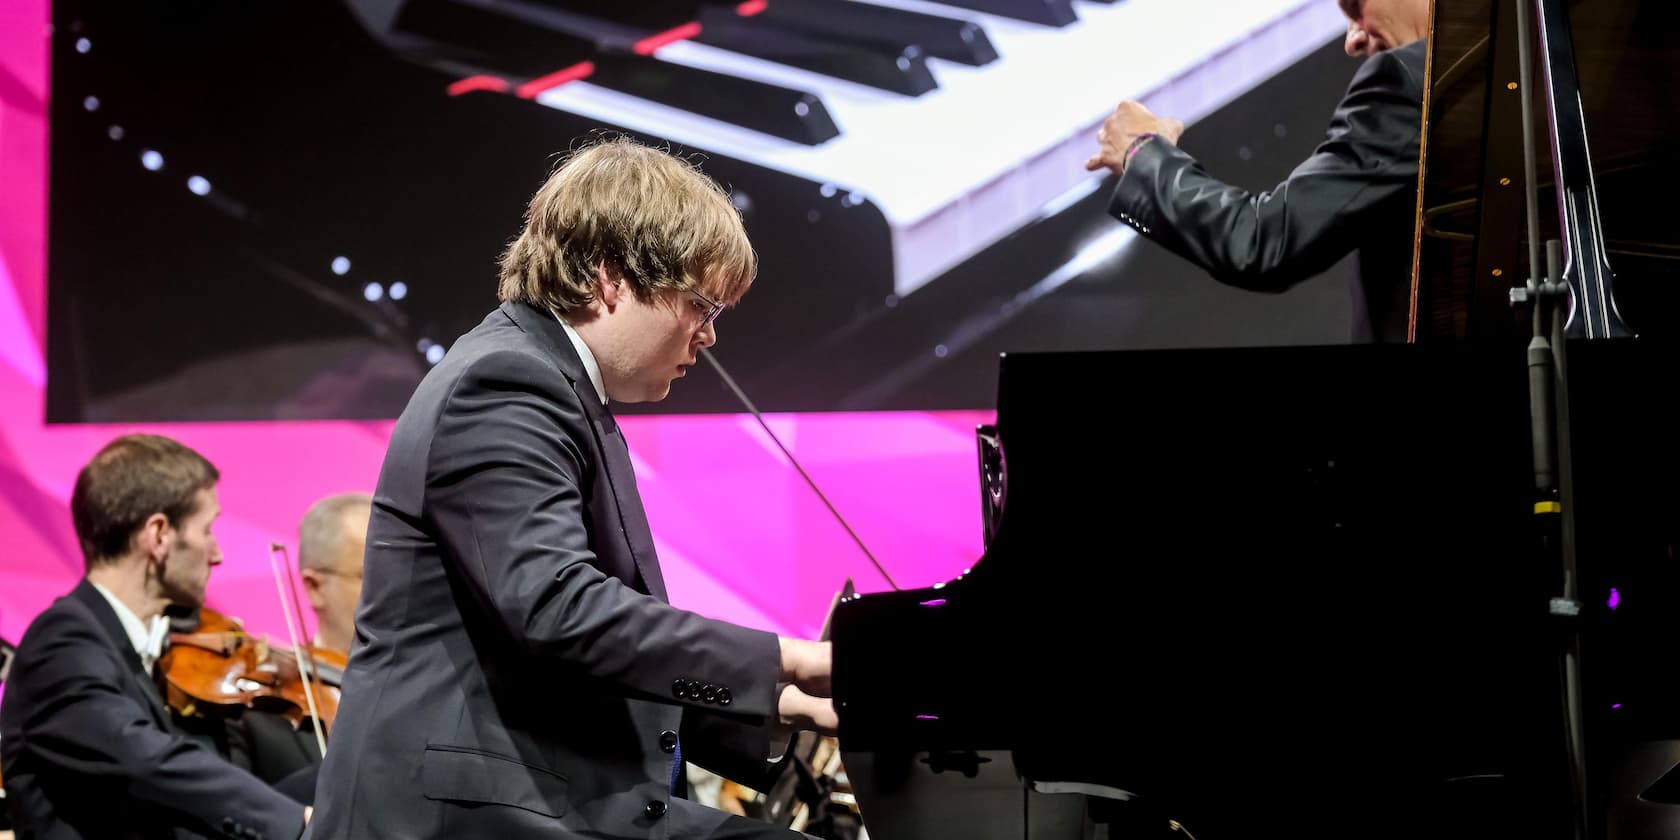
<box><xmin>7</xmin><ymin>609</ymin><xmax>306</xmax><ymax>840</ymax></box>
<box><xmin>1107</xmin><ymin>46</ymin><xmax>1423</xmax><ymax>291</ymax></box>
<box><xmin>680</xmin><ymin>706</ymin><xmax>787</xmax><ymax>790</ymax></box>
<box><xmin>423</xmin><ymin>349</ymin><xmax>782</xmax><ymax>721</ymax></box>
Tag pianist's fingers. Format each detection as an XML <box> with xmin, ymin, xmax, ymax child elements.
<box><xmin>778</xmin><ymin>685</ymin><xmax>839</xmax><ymax>737</ymax></box>
<box><xmin>779</xmin><ymin>637</ymin><xmax>833</xmax><ymax>698</ymax></box>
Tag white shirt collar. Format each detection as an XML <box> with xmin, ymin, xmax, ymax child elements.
<box><xmin>90</xmin><ymin>581</ymin><xmax>170</xmax><ymax>673</ymax></box>
<box><xmin>550</xmin><ymin>308</ymin><xmax>608</xmax><ymax>405</ymax></box>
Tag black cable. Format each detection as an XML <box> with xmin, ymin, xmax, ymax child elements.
<box><xmin>699</xmin><ymin>348</ymin><xmax>899</xmax><ymax>591</ymax></box>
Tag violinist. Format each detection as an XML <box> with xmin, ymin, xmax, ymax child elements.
<box><xmin>0</xmin><ymin>433</ymin><xmax>309</xmax><ymax>839</ymax></box>
<box><xmin>295</xmin><ymin>492</ymin><xmax>370</xmax><ymax>660</ymax></box>
<box><xmin>234</xmin><ymin>492</ymin><xmax>372</xmax><ymax>805</ymax></box>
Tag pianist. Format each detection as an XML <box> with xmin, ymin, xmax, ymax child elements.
<box><xmin>306</xmin><ymin>136</ymin><xmax>836</xmax><ymax>839</ymax></box>
<box><xmin>1085</xmin><ymin>0</ymin><xmax>1430</xmax><ymax>342</ymax></box>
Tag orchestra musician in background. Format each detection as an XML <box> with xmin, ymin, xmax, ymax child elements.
<box><xmin>294</xmin><ymin>493</ymin><xmax>371</xmax><ymax>661</ymax></box>
<box><xmin>306</xmin><ymin>137</ymin><xmax>837</xmax><ymax>839</ymax></box>
<box><xmin>1086</xmin><ymin>0</ymin><xmax>1431</xmax><ymax>343</ymax></box>
<box><xmin>157</xmin><ymin>492</ymin><xmax>373</xmax><ymax>808</ymax></box>
<box><xmin>228</xmin><ymin>492</ymin><xmax>374</xmax><ymax>806</ymax></box>
<box><xmin>0</xmin><ymin>434</ymin><xmax>309</xmax><ymax>839</ymax></box>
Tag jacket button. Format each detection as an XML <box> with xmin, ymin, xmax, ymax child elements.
<box><xmin>659</xmin><ymin>730</ymin><xmax>678</xmax><ymax>753</ymax></box>
<box><xmin>671</xmin><ymin>679</ymin><xmax>687</xmax><ymax>698</ymax></box>
<box><xmin>645</xmin><ymin>799</ymin><xmax>668</xmax><ymax>819</ymax></box>
<box><xmin>716</xmin><ymin>687</ymin><xmax>732</xmax><ymax>707</ymax></box>
<box><xmin>700</xmin><ymin>684</ymin><xmax>718</xmax><ymax>704</ymax></box>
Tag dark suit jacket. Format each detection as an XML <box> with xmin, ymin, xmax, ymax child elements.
<box><xmin>308</xmin><ymin>301</ymin><xmax>785</xmax><ymax>838</ymax></box>
<box><xmin>166</xmin><ymin>608</ymin><xmax>322</xmax><ymax>802</ymax></box>
<box><xmin>0</xmin><ymin>580</ymin><xmax>306</xmax><ymax>840</ymax></box>
<box><xmin>1109</xmin><ymin>39</ymin><xmax>1428</xmax><ymax>342</ymax></box>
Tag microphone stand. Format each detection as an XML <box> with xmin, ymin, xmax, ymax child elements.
<box><xmin>1507</xmin><ymin>0</ymin><xmax>1587</xmax><ymax>835</ymax></box>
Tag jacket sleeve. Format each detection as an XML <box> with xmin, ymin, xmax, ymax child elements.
<box><xmin>8</xmin><ymin>610</ymin><xmax>306</xmax><ymax>840</ymax></box>
<box><xmin>1107</xmin><ymin>46</ymin><xmax>1423</xmax><ymax>291</ymax></box>
<box><xmin>422</xmin><ymin>348</ymin><xmax>782</xmax><ymax>721</ymax></box>
<box><xmin>680</xmin><ymin>706</ymin><xmax>787</xmax><ymax>789</ymax></box>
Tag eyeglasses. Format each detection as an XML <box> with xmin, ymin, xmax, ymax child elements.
<box><xmin>686</xmin><ymin>287</ymin><xmax>725</xmax><ymax>326</ymax></box>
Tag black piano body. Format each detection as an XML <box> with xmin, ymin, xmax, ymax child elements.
<box><xmin>834</xmin><ymin>339</ymin><xmax>1679</xmax><ymax>839</ymax></box>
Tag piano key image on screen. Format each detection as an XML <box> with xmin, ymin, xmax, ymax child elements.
<box><xmin>43</xmin><ymin>0</ymin><xmax>1354</xmax><ymax>421</ymax></box>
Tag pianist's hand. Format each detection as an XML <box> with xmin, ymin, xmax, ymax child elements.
<box><xmin>1084</xmin><ymin>101</ymin><xmax>1186</xmax><ymax>177</ymax></box>
<box><xmin>778</xmin><ymin>683</ymin><xmax>839</xmax><ymax>737</ymax></box>
<box><xmin>778</xmin><ymin>637</ymin><xmax>832</xmax><ymax>698</ymax></box>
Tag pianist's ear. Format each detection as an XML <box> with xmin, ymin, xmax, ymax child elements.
<box><xmin>595</xmin><ymin>263</ymin><xmax>626</xmax><ymax>310</ymax></box>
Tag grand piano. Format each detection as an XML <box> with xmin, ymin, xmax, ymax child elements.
<box><xmin>831</xmin><ymin>1</ymin><xmax>1680</xmax><ymax>837</ymax></box>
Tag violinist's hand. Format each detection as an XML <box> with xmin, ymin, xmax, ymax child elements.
<box><xmin>777</xmin><ymin>637</ymin><xmax>831</xmax><ymax>698</ymax></box>
<box><xmin>304</xmin><ymin>806</ymin><xmax>313</xmax><ymax>824</ymax></box>
<box><xmin>778</xmin><ymin>683</ymin><xmax>839</xmax><ymax>737</ymax></box>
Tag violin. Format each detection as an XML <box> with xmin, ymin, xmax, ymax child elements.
<box><xmin>158</xmin><ymin>605</ymin><xmax>343</xmax><ymax>733</ymax></box>
<box><xmin>155</xmin><ymin>540</ymin><xmax>341</xmax><ymax>757</ymax></box>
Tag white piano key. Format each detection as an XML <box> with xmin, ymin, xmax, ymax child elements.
<box><xmin>532</xmin><ymin>0</ymin><xmax>1348</xmax><ymax>296</ymax></box>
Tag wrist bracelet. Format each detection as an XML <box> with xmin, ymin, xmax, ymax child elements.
<box><xmin>1121</xmin><ymin>133</ymin><xmax>1158</xmax><ymax>174</ymax></box>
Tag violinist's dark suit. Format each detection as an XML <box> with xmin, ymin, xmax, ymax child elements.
<box><xmin>163</xmin><ymin>608</ymin><xmax>323</xmax><ymax>805</ymax></box>
<box><xmin>308</xmin><ymin>301</ymin><xmax>793</xmax><ymax>839</ymax></box>
<box><xmin>0</xmin><ymin>579</ymin><xmax>307</xmax><ymax>840</ymax></box>
<box><xmin>1108</xmin><ymin>39</ymin><xmax>1428</xmax><ymax>342</ymax></box>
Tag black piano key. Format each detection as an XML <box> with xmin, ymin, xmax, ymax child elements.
<box><xmin>386</xmin><ymin>0</ymin><xmax>839</xmax><ymax>145</ymax></box>
<box><xmin>590</xmin><ymin>51</ymin><xmax>841</xmax><ymax>145</ymax></box>
<box><xmin>740</xmin><ymin>0</ymin><xmax>998</xmax><ymax>67</ymax></box>
<box><xmin>921</xmin><ymin>0</ymin><xmax>1077</xmax><ymax>27</ymax></box>
<box><xmin>517</xmin><ymin>0</ymin><xmax>698</xmax><ymax>32</ymax></box>
<box><xmin>693</xmin><ymin>6</ymin><xmax>937</xmax><ymax>96</ymax></box>
<box><xmin>390</xmin><ymin>0</ymin><xmax>595</xmax><ymax>77</ymax></box>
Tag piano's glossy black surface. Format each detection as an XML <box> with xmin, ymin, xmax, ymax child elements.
<box><xmin>833</xmin><ymin>339</ymin><xmax>1679</xmax><ymax>839</ymax></box>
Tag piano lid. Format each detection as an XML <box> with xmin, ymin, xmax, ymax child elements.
<box><xmin>1412</xmin><ymin>0</ymin><xmax>1680</xmax><ymax>343</ymax></box>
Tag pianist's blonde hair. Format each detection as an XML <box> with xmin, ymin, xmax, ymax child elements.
<box><xmin>498</xmin><ymin>136</ymin><xmax>757</xmax><ymax>315</ymax></box>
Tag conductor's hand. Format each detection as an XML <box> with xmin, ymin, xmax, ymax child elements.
<box><xmin>778</xmin><ymin>684</ymin><xmax>839</xmax><ymax>737</ymax></box>
<box><xmin>1084</xmin><ymin>101</ymin><xmax>1186</xmax><ymax>176</ymax></box>
<box><xmin>778</xmin><ymin>637</ymin><xmax>832</xmax><ymax>698</ymax></box>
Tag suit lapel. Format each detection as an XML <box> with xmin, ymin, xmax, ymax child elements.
<box><xmin>590</xmin><ymin>413</ymin><xmax>668</xmax><ymax>602</ymax></box>
<box><xmin>70</xmin><ymin>580</ymin><xmax>172</xmax><ymax>727</ymax></box>
<box><xmin>132</xmin><ymin>660</ymin><xmax>171</xmax><ymax>727</ymax></box>
<box><xmin>501</xmin><ymin>301</ymin><xmax>670</xmax><ymax>602</ymax></box>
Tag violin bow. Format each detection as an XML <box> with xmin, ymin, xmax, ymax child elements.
<box><xmin>268</xmin><ymin>541</ymin><xmax>329</xmax><ymax>756</ymax></box>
